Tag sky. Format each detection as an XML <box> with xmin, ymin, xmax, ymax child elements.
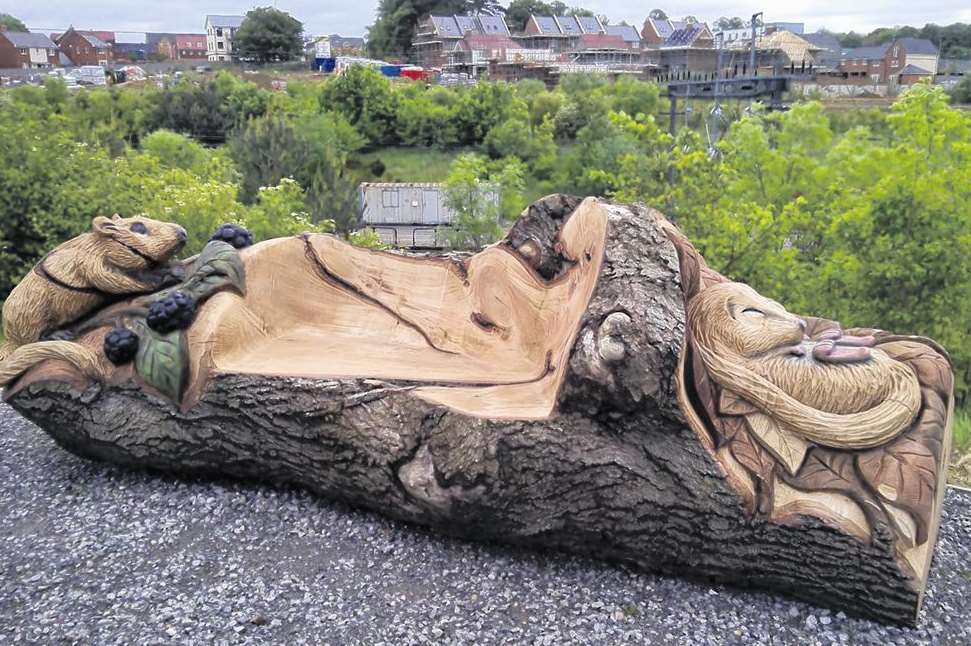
<box><xmin>5</xmin><ymin>1</ymin><xmax>971</xmax><ymax>38</ymax></box>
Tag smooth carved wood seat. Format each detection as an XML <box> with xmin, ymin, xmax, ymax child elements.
<box><xmin>188</xmin><ymin>198</ymin><xmax>609</xmax><ymax>419</ymax></box>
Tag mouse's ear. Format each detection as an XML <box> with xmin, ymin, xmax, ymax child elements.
<box><xmin>92</xmin><ymin>216</ymin><xmax>118</xmax><ymax>235</ymax></box>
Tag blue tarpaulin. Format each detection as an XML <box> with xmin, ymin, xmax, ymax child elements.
<box><xmin>314</xmin><ymin>58</ymin><xmax>336</xmax><ymax>72</ymax></box>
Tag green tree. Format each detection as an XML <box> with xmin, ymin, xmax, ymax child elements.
<box><xmin>149</xmin><ymin>74</ymin><xmax>269</xmax><ymax>143</ymax></box>
<box><xmin>320</xmin><ymin>65</ymin><xmax>399</xmax><ymax>146</ymax></box>
<box><xmin>141</xmin><ymin>130</ymin><xmax>210</xmax><ymax>173</ymax></box>
<box><xmin>443</xmin><ymin>154</ymin><xmax>524</xmax><ymax>249</ymax></box>
<box><xmin>0</xmin><ymin>13</ymin><xmax>27</xmax><ymax>31</ymax></box>
<box><xmin>609</xmin><ymin>77</ymin><xmax>661</xmax><ymax>119</ymax></box>
<box><xmin>714</xmin><ymin>16</ymin><xmax>745</xmax><ymax>31</ymax></box>
<box><xmin>243</xmin><ymin>179</ymin><xmax>332</xmax><ymax>241</ymax></box>
<box><xmin>367</xmin><ymin>0</ymin><xmax>468</xmax><ymax>59</ymax></box>
<box><xmin>505</xmin><ymin>0</ymin><xmax>551</xmax><ymax>31</ymax></box>
<box><xmin>949</xmin><ymin>76</ymin><xmax>971</xmax><ymax>104</ymax></box>
<box><xmin>230</xmin><ymin>112</ymin><xmax>364</xmax><ymax>232</ymax></box>
<box><xmin>450</xmin><ymin>81</ymin><xmax>519</xmax><ymax>146</ymax></box>
<box><xmin>235</xmin><ymin>7</ymin><xmax>304</xmax><ymax>63</ymax></box>
<box><xmin>396</xmin><ymin>85</ymin><xmax>458</xmax><ymax>147</ymax></box>
<box><xmin>840</xmin><ymin>31</ymin><xmax>864</xmax><ymax>47</ymax></box>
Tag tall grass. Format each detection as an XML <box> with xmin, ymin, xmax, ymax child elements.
<box><xmin>953</xmin><ymin>408</ymin><xmax>971</xmax><ymax>456</ymax></box>
<box><xmin>358</xmin><ymin>147</ymin><xmax>466</xmax><ymax>183</ymax></box>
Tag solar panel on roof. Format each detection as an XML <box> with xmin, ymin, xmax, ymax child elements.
<box><xmin>578</xmin><ymin>16</ymin><xmax>601</xmax><ymax>33</ymax></box>
<box><xmin>557</xmin><ymin>17</ymin><xmax>580</xmax><ymax>34</ymax></box>
<box><xmin>456</xmin><ymin>16</ymin><xmax>477</xmax><ymax>33</ymax></box>
<box><xmin>536</xmin><ymin>16</ymin><xmax>559</xmax><ymax>34</ymax></box>
<box><xmin>478</xmin><ymin>16</ymin><xmax>508</xmax><ymax>35</ymax></box>
<box><xmin>665</xmin><ymin>26</ymin><xmax>701</xmax><ymax>47</ymax></box>
<box><xmin>432</xmin><ymin>16</ymin><xmax>461</xmax><ymax>36</ymax></box>
<box><xmin>653</xmin><ymin>19</ymin><xmax>674</xmax><ymax>38</ymax></box>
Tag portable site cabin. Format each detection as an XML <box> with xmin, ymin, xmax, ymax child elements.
<box><xmin>359</xmin><ymin>183</ymin><xmax>452</xmax><ymax>249</ymax></box>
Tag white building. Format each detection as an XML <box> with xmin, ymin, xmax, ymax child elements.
<box><xmin>206</xmin><ymin>14</ymin><xmax>245</xmax><ymax>61</ymax></box>
<box><xmin>359</xmin><ymin>183</ymin><xmax>498</xmax><ymax>249</ymax></box>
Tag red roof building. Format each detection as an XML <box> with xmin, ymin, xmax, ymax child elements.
<box><xmin>55</xmin><ymin>27</ymin><xmax>113</xmax><ymax>66</ymax></box>
<box><xmin>52</xmin><ymin>30</ymin><xmax>115</xmax><ymax>44</ymax></box>
<box><xmin>175</xmin><ymin>35</ymin><xmax>207</xmax><ymax>59</ymax></box>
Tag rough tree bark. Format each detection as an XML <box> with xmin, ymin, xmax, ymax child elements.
<box><xmin>5</xmin><ymin>197</ymin><xmax>947</xmax><ymax>626</ymax></box>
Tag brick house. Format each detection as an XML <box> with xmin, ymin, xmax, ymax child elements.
<box><xmin>640</xmin><ymin>17</ymin><xmax>713</xmax><ymax>48</ymax></box>
<box><xmin>175</xmin><ymin>35</ymin><xmax>207</xmax><ymax>60</ymax></box>
<box><xmin>52</xmin><ymin>30</ymin><xmax>115</xmax><ymax>46</ymax></box>
<box><xmin>518</xmin><ymin>14</ymin><xmax>608</xmax><ymax>53</ymax></box>
<box><xmin>412</xmin><ymin>14</ymin><xmax>511</xmax><ymax>68</ymax></box>
<box><xmin>897</xmin><ymin>64</ymin><xmax>935</xmax><ymax>85</ymax></box>
<box><xmin>838</xmin><ymin>45</ymin><xmax>887</xmax><ymax>83</ymax></box>
<box><xmin>56</xmin><ymin>28</ymin><xmax>113</xmax><ymax>66</ymax></box>
<box><xmin>833</xmin><ymin>37</ymin><xmax>938</xmax><ymax>85</ymax></box>
<box><xmin>604</xmin><ymin>24</ymin><xmax>642</xmax><ymax>51</ymax></box>
<box><xmin>643</xmin><ymin>21</ymin><xmax>717</xmax><ymax>75</ymax></box>
<box><xmin>0</xmin><ymin>30</ymin><xmax>59</xmax><ymax>68</ymax></box>
<box><xmin>883</xmin><ymin>37</ymin><xmax>939</xmax><ymax>80</ymax></box>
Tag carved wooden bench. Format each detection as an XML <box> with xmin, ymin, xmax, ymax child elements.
<box><xmin>4</xmin><ymin>196</ymin><xmax>952</xmax><ymax>625</ymax></box>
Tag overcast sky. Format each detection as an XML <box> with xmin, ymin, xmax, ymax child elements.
<box><xmin>6</xmin><ymin>1</ymin><xmax>971</xmax><ymax>38</ymax></box>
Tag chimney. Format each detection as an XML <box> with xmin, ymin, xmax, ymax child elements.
<box><xmin>0</xmin><ymin>24</ymin><xmax>8</xmax><ymax>33</ymax></box>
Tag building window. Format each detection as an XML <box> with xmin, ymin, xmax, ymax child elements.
<box><xmin>382</xmin><ymin>190</ymin><xmax>399</xmax><ymax>208</ymax></box>
<box><xmin>216</xmin><ymin>28</ymin><xmax>223</xmax><ymax>37</ymax></box>
<box><xmin>218</xmin><ymin>42</ymin><xmax>224</xmax><ymax>50</ymax></box>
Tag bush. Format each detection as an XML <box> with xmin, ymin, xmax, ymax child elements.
<box><xmin>948</xmin><ymin>76</ymin><xmax>971</xmax><ymax>104</ymax></box>
<box><xmin>141</xmin><ymin>130</ymin><xmax>209</xmax><ymax>173</ymax></box>
<box><xmin>319</xmin><ymin>65</ymin><xmax>399</xmax><ymax>147</ymax></box>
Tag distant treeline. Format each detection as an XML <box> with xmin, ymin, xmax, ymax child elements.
<box><xmin>828</xmin><ymin>22</ymin><xmax>971</xmax><ymax>59</ymax></box>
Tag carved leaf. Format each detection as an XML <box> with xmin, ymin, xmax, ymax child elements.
<box><xmin>857</xmin><ymin>438</ymin><xmax>937</xmax><ymax>545</ymax></box>
<box><xmin>877</xmin><ymin>340</ymin><xmax>953</xmax><ymax>402</ymax></box>
<box><xmin>691</xmin><ymin>344</ymin><xmax>718</xmax><ymax>413</ymax></box>
<box><xmin>729</xmin><ymin>426</ymin><xmax>775</xmax><ymax>483</ymax></box>
<box><xmin>719</xmin><ymin>389</ymin><xmax>759</xmax><ymax>416</ymax></box>
<box><xmin>745</xmin><ymin>413</ymin><xmax>809</xmax><ymax>476</ymax></box>
<box><xmin>181</xmin><ymin>240</ymin><xmax>247</xmax><ymax>301</ymax></box>
<box><xmin>689</xmin><ymin>344</ymin><xmax>727</xmax><ymax>447</ymax></box>
<box><xmin>789</xmin><ymin>449</ymin><xmax>861</xmax><ymax>494</ymax></box>
<box><xmin>718</xmin><ymin>416</ymin><xmax>747</xmax><ymax>443</ymax></box>
<box><xmin>131</xmin><ymin>319</ymin><xmax>187</xmax><ymax>404</ymax></box>
<box><xmin>908</xmin><ymin>389</ymin><xmax>947</xmax><ymax>463</ymax></box>
<box><xmin>884</xmin><ymin>503</ymin><xmax>918</xmax><ymax>549</ymax></box>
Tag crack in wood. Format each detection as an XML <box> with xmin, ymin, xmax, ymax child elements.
<box><xmin>300</xmin><ymin>234</ymin><xmax>458</xmax><ymax>356</ymax></box>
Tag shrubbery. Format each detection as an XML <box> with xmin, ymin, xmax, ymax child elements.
<box><xmin>1</xmin><ymin>74</ymin><xmax>969</xmax><ymax>407</ymax></box>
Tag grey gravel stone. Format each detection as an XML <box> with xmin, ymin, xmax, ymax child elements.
<box><xmin>1</xmin><ymin>402</ymin><xmax>969</xmax><ymax>645</ymax></box>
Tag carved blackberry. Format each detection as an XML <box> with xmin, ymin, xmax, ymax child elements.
<box><xmin>210</xmin><ymin>223</ymin><xmax>254</xmax><ymax>249</ymax></box>
<box><xmin>147</xmin><ymin>291</ymin><xmax>196</xmax><ymax>333</ymax></box>
<box><xmin>103</xmin><ymin>327</ymin><xmax>139</xmax><ymax>365</ymax></box>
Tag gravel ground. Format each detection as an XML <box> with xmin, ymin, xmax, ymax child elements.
<box><xmin>1</xmin><ymin>403</ymin><xmax>969</xmax><ymax>646</ymax></box>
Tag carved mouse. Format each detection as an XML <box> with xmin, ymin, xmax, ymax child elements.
<box><xmin>0</xmin><ymin>214</ymin><xmax>187</xmax><ymax>386</ymax></box>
